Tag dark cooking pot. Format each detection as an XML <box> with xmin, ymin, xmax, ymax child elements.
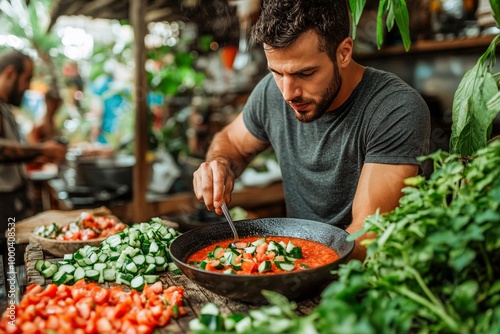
<box><xmin>169</xmin><ymin>217</ymin><xmax>354</xmax><ymax>304</ymax></box>
<box><xmin>76</xmin><ymin>155</ymin><xmax>135</xmax><ymax>192</ymax></box>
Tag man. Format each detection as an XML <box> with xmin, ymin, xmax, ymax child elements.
<box><xmin>193</xmin><ymin>0</ymin><xmax>430</xmax><ymax>260</ymax></box>
<box><xmin>0</xmin><ymin>49</ymin><xmax>67</xmax><ymax>233</ymax></box>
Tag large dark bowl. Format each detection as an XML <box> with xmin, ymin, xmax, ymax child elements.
<box><xmin>169</xmin><ymin>217</ymin><xmax>354</xmax><ymax>303</ymax></box>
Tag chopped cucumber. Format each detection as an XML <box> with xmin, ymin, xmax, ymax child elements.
<box><xmin>258</xmin><ymin>260</ymin><xmax>272</xmax><ymax>273</ymax></box>
<box><xmin>130</xmin><ymin>275</ymin><xmax>145</xmax><ymax>290</ymax></box>
<box><xmin>85</xmin><ymin>269</ymin><xmax>100</xmax><ymax>281</ymax></box>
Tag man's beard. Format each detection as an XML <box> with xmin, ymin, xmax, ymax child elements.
<box><xmin>292</xmin><ymin>63</ymin><xmax>342</xmax><ymax>123</ymax></box>
<box><xmin>8</xmin><ymin>77</ymin><xmax>24</xmax><ymax>107</ymax></box>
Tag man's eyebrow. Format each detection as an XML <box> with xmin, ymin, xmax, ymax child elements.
<box><xmin>268</xmin><ymin>66</ymin><xmax>319</xmax><ymax>75</ymax></box>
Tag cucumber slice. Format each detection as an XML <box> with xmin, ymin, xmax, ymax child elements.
<box><xmin>130</xmin><ymin>275</ymin><xmax>145</xmax><ymax>290</ymax></box>
<box><xmin>251</xmin><ymin>237</ymin><xmax>266</xmax><ymax>247</ymax></box>
<box><xmin>144</xmin><ymin>263</ymin><xmax>156</xmax><ymax>275</ymax></box>
<box><xmin>85</xmin><ymin>269</ymin><xmax>100</xmax><ymax>281</ymax></box>
<box><xmin>125</xmin><ymin>262</ymin><xmax>138</xmax><ymax>274</ymax></box>
<box><xmin>52</xmin><ymin>270</ymin><xmax>69</xmax><ymax>285</ymax></box>
<box><xmin>74</xmin><ymin>267</ymin><xmax>85</xmax><ymax>281</ymax></box>
<box><xmin>58</xmin><ymin>264</ymin><xmax>76</xmax><ymax>274</ymax></box>
<box><xmin>63</xmin><ymin>254</ymin><xmax>74</xmax><ymax>262</ymax></box>
<box><xmin>35</xmin><ymin>259</ymin><xmax>44</xmax><ymax>272</ymax></box>
<box><xmin>103</xmin><ymin>269</ymin><xmax>116</xmax><ymax>281</ymax></box>
<box><xmin>42</xmin><ymin>264</ymin><xmax>58</xmax><ymax>278</ymax></box>
<box><xmin>154</xmin><ymin>256</ymin><xmax>166</xmax><ymax>266</ymax></box>
<box><xmin>143</xmin><ymin>274</ymin><xmax>159</xmax><ymax>284</ymax></box>
<box><xmin>132</xmin><ymin>254</ymin><xmax>145</xmax><ymax>266</ymax></box>
<box><xmin>258</xmin><ymin>260</ymin><xmax>272</xmax><ymax>273</ymax></box>
<box><xmin>275</xmin><ymin>261</ymin><xmax>295</xmax><ymax>271</ymax></box>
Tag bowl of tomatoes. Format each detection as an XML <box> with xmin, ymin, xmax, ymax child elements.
<box><xmin>30</xmin><ymin>212</ymin><xmax>127</xmax><ymax>257</ymax></box>
<box><xmin>169</xmin><ymin>217</ymin><xmax>354</xmax><ymax>303</ymax></box>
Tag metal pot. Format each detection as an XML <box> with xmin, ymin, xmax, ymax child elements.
<box><xmin>169</xmin><ymin>218</ymin><xmax>354</xmax><ymax>303</ymax></box>
<box><xmin>75</xmin><ymin>155</ymin><xmax>135</xmax><ymax>192</ymax></box>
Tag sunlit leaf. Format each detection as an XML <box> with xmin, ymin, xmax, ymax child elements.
<box><xmin>450</xmin><ymin>35</ymin><xmax>500</xmax><ymax>156</ymax></box>
<box><xmin>376</xmin><ymin>0</ymin><xmax>388</xmax><ymax>49</ymax></box>
<box><xmin>349</xmin><ymin>0</ymin><xmax>368</xmax><ymax>40</ymax></box>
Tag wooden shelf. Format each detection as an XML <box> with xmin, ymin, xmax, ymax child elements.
<box><xmin>355</xmin><ymin>34</ymin><xmax>497</xmax><ymax>60</ymax></box>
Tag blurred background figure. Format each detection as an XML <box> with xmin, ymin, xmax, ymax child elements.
<box><xmin>0</xmin><ymin>48</ymin><xmax>67</xmax><ymax>233</ymax></box>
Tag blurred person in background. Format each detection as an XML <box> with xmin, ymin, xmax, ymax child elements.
<box><xmin>0</xmin><ymin>49</ymin><xmax>67</xmax><ymax>235</ymax></box>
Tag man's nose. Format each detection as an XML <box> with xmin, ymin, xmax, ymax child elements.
<box><xmin>281</xmin><ymin>76</ymin><xmax>301</xmax><ymax>102</ymax></box>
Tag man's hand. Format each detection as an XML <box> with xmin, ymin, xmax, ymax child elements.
<box><xmin>193</xmin><ymin>159</ymin><xmax>235</xmax><ymax>215</ymax></box>
<box><xmin>35</xmin><ymin>140</ymin><xmax>67</xmax><ymax>164</ymax></box>
<box><xmin>192</xmin><ymin>113</ymin><xmax>269</xmax><ymax>215</ymax></box>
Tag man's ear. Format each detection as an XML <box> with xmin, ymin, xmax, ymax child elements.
<box><xmin>337</xmin><ymin>37</ymin><xmax>353</xmax><ymax>68</ymax></box>
<box><xmin>3</xmin><ymin>65</ymin><xmax>17</xmax><ymax>79</ymax></box>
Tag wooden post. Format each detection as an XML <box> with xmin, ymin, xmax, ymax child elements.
<box><xmin>130</xmin><ymin>0</ymin><xmax>149</xmax><ymax>222</ymax></box>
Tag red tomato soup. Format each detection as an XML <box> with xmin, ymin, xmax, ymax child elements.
<box><xmin>187</xmin><ymin>236</ymin><xmax>339</xmax><ymax>275</ymax></box>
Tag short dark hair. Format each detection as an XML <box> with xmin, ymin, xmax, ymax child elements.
<box><xmin>252</xmin><ymin>0</ymin><xmax>351</xmax><ymax>61</ymax></box>
<box><xmin>0</xmin><ymin>49</ymin><xmax>32</xmax><ymax>75</ymax></box>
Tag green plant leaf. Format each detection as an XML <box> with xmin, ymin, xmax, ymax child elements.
<box><xmin>376</xmin><ymin>0</ymin><xmax>388</xmax><ymax>49</ymax></box>
<box><xmin>450</xmin><ymin>36</ymin><xmax>500</xmax><ymax>156</ymax></box>
<box><xmin>392</xmin><ymin>0</ymin><xmax>411</xmax><ymax>51</ymax></box>
<box><xmin>349</xmin><ymin>0</ymin><xmax>368</xmax><ymax>40</ymax></box>
<box><xmin>490</xmin><ymin>0</ymin><xmax>500</xmax><ymax>27</ymax></box>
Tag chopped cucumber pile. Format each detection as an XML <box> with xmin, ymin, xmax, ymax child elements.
<box><xmin>35</xmin><ymin>218</ymin><xmax>182</xmax><ymax>290</ymax></box>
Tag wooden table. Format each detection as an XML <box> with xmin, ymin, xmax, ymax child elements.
<box><xmin>24</xmin><ymin>243</ymin><xmax>320</xmax><ymax>333</ymax></box>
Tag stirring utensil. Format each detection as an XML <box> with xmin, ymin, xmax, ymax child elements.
<box><xmin>221</xmin><ymin>202</ymin><xmax>240</xmax><ymax>242</ymax></box>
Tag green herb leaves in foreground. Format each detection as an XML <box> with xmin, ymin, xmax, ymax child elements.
<box><xmin>318</xmin><ymin>140</ymin><xmax>500</xmax><ymax>334</ymax></box>
<box><xmin>191</xmin><ymin>140</ymin><xmax>500</xmax><ymax>334</ymax></box>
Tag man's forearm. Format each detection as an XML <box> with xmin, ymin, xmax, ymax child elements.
<box><xmin>205</xmin><ymin>131</ymin><xmax>255</xmax><ymax>179</ymax></box>
<box><xmin>0</xmin><ymin>139</ymin><xmax>42</xmax><ymax>163</ymax></box>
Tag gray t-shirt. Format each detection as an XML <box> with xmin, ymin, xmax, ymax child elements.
<box><xmin>243</xmin><ymin>67</ymin><xmax>431</xmax><ymax>227</ymax></box>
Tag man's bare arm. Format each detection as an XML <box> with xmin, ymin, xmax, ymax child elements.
<box><xmin>347</xmin><ymin>163</ymin><xmax>419</xmax><ymax>260</ymax></box>
<box><xmin>193</xmin><ymin>113</ymin><xmax>269</xmax><ymax>213</ymax></box>
<box><xmin>0</xmin><ymin>139</ymin><xmax>67</xmax><ymax>164</ymax></box>
<box><xmin>0</xmin><ymin>139</ymin><xmax>42</xmax><ymax>163</ymax></box>
<box><xmin>206</xmin><ymin>114</ymin><xmax>270</xmax><ymax>179</ymax></box>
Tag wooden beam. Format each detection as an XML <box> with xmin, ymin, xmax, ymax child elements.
<box><xmin>130</xmin><ymin>0</ymin><xmax>149</xmax><ymax>223</ymax></box>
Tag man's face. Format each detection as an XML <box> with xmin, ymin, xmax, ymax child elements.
<box><xmin>265</xmin><ymin>30</ymin><xmax>341</xmax><ymax>123</ymax></box>
<box><xmin>8</xmin><ymin>58</ymin><xmax>33</xmax><ymax>107</ymax></box>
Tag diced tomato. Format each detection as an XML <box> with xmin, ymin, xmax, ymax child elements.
<box><xmin>25</xmin><ymin>284</ymin><xmax>43</xmax><ymax>295</ymax></box>
<box><xmin>256</xmin><ymin>242</ymin><xmax>268</xmax><ymax>255</ymax></box>
<box><xmin>40</xmin><ymin>284</ymin><xmax>58</xmax><ymax>298</ymax></box>
<box><xmin>81</xmin><ymin>229</ymin><xmax>98</xmax><ymax>240</ymax></box>
<box><xmin>0</xmin><ymin>280</ymin><xmax>186</xmax><ymax>334</ymax></box>
<box><xmin>136</xmin><ymin>309</ymin><xmax>156</xmax><ymax>327</ymax></box>
<box><xmin>164</xmin><ymin>286</ymin><xmax>184</xmax><ymax>306</ymax></box>
<box><xmin>96</xmin><ymin>317</ymin><xmax>113</xmax><ymax>332</ymax></box>
<box><xmin>235</xmin><ymin>242</ymin><xmax>248</xmax><ymax>248</ymax></box>
<box><xmin>148</xmin><ymin>304</ymin><xmax>163</xmax><ymax>319</ymax></box>
<box><xmin>114</xmin><ymin>301</ymin><xmax>130</xmax><ymax>319</ymax></box>
<box><xmin>92</xmin><ymin>286</ymin><xmax>110</xmax><ymax>304</ymax></box>
<box><xmin>241</xmin><ymin>261</ymin><xmax>256</xmax><ymax>273</ymax></box>
<box><xmin>19</xmin><ymin>321</ymin><xmax>38</xmax><ymax>333</ymax></box>
<box><xmin>147</xmin><ymin>281</ymin><xmax>163</xmax><ymax>295</ymax></box>
<box><xmin>75</xmin><ymin>297</ymin><xmax>93</xmax><ymax>320</ymax></box>
<box><xmin>46</xmin><ymin>315</ymin><xmax>59</xmax><ymax>331</ymax></box>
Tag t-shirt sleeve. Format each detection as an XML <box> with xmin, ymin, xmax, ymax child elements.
<box><xmin>364</xmin><ymin>89</ymin><xmax>431</xmax><ymax>165</ymax></box>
